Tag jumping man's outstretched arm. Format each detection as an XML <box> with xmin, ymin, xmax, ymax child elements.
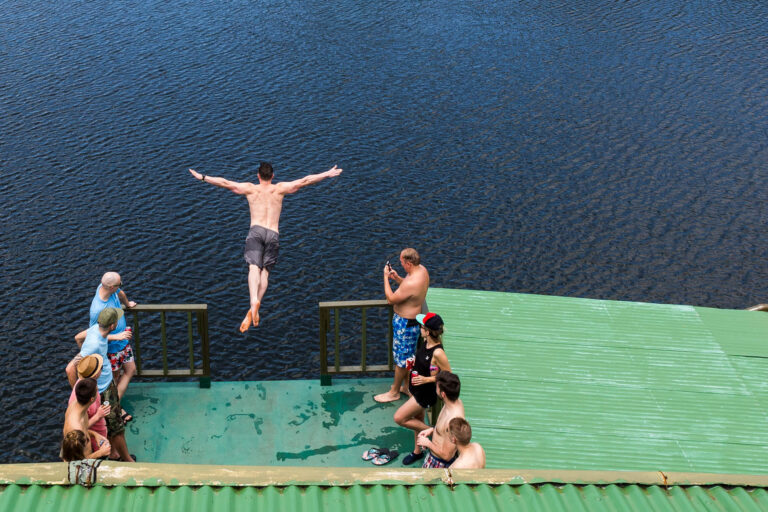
<box><xmin>189</xmin><ymin>168</ymin><xmax>251</xmax><ymax>195</ymax></box>
<box><xmin>278</xmin><ymin>165</ymin><xmax>343</xmax><ymax>195</ymax></box>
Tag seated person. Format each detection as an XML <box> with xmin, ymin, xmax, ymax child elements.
<box><xmin>448</xmin><ymin>417</ymin><xmax>486</xmax><ymax>469</ymax></box>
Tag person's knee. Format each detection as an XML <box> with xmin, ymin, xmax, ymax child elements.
<box><xmin>123</xmin><ymin>363</ymin><xmax>136</xmax><ymax>378</ymax></box>
<box><xmin>394</xmin><ymin>410</ymin><xmax>408</xmax><ymax>426</ymax></box>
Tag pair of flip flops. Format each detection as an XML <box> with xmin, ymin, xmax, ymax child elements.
<box><xmin>362</xmin><ymin>447</ymin><xmax>399</xmax><ymax>465</ymax></box>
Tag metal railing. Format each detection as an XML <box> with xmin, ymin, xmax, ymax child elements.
<box><xmin>126</xmin><ymin>304</ymin><xmax>211</xmax><ymax>388</ymax></box>
<box><xmin>319</xmin><ymin>300</ymin><xmax>393</xmax><ymax>386</ymax></box>
<box><xmin>747</xmin><ymin>304</ymin><xmax>768</xmax><ymax>312</ymax></box>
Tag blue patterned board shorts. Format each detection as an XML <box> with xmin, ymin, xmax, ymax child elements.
<box><xmin>422</xmin><ymin>451</ymin><xmax>457</xmax><ymax>469</ymax></box>
<box><xmin>393</xmin><ymin>313</ymin><xmax>420</xmax><ymax>368</ymax></box>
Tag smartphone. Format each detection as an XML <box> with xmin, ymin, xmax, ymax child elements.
<box><xmin>386</xmin><ymin>260</ymin><xmax>392</xmax><ymax>271</ymax></box>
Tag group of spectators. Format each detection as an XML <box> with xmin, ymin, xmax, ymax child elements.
<box><xmin>59</xmin><ymin>258</ymin><xmax>485</xmax><ymax>469</ymax></box>
<box><xmin>61</xmin><ymin>272</ymin><xmax>138</xmax><ymax>462</ymax></box>
<box><xmin>377</xmin><ymin>248</ymin><xmax>486</xmax><ymax>469</ymax></box>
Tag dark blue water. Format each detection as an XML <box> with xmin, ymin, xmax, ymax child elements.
<box><xmin>2</xmin><ymin>0</ymin><xmax>767</xmax><ymax>462</ymax></box>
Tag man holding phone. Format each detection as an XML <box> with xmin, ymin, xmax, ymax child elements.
<box><xmin>374</xmin><ymin>248</ymin><xmax>429</xmax><ymax>403</ymax></box>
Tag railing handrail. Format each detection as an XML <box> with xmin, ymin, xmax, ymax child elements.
<box><xmin>318</xmin><ymin>300</ymin><xmax>394</xmax><ymax>386</ymax></box>
<box><xmin>125</xmin><ymin>304</ymin><xmax>211</xmax><ymax>388</ymax></box>
<box><xmin>129</xmin><ymin>304</ymin><xmax>208</xmax><ymax>312</ymax></box>
<box><xmin>747</xmin><ymin>304</ymin><xmax>768</xmax><ymax>312</ymax></box>
<box><xmin>318</xmin><ymin>299</ymin><xmax>389</xmax><ymax>308</ymax></box>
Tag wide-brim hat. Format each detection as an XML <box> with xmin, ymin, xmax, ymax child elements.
<box><xmin>77</xmin><ymin>354</ymin><xmax>104</xmax><ymax>379</ymax></box>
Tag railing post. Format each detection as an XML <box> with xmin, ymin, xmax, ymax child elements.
<box><xmin>187</xmin><ymin>311</ymin><xmax>195</xmax><ymax>373</ymax></box>
<box><xmin>320</xmin><ymin>306</ymin><xmax>331</xmax><ymax>386</ymax></box>
<box><xmin>361</xmin><ymin>307</ymin><xmax>367</xmax><ymax>372</ymax></box>
<box><xmin>132</xmin><ymin>312</ymin><xmax>143</xmax><ymax>375</ymax></box>
<box><xmin>387</xmin><ymin>306</ymin><xmax>394</xmax><ymax>371</ymax></box>
<box><xmin>161</xmin><ymin>311</ymin><xmax>168</xmax><ymax>377</ymax></box>
<box><xmin>200</xmin><ymin>308</ymin><xmax>211</xmax><ymax>388</ymax></box>
<box><xmin>334</xmin><ymin>308</ymin><xmax>340</xmax><ymax>374</ymax></box>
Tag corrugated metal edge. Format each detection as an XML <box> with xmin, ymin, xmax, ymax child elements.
<box><xmin>3</xmin><ymin>463</ymin><xmax>768</xmax><ymax>488</ymax></box>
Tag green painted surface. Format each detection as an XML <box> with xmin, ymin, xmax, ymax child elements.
<box><xmin>3</xmin><ymin>482</ymin><xmax>768</xmax><ymax>512</ymax></box>
<box><xmin>426</xmin><ymin>287</ymin><xmax>768</xmax><ymax>473</ymax></box>
<box><xmin>123</xmin><ymin>288</ymin><xmax>768</xmax><ymax>473</ymax></box>
<box><xmin>123</xmin><ymin>378</ymin><xmax>412</xmax><ymax>466</ymax></box>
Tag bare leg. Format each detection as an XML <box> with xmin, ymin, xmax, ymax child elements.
<box><xmin>116</xmin><ymin>361</ymin><xmax>136</xmax><ymax>399</ymax></box>
<box><xmin>109</xmin><ymin>433</ymin><xmax>134</xmax><ymax>462</ymax></box>
<box><xmin>394</xmin><ymin>397</ymin><xmax>429</xmax><ymax>454</ymax></box>
<box><xmin>248</xmin><ymin>265</ymin><xmax>262</xmax><ymax>327</ymax></box>
<box><xmin>374</xmin><ymin>366</ymin><xmax>409</xmax><ymax>403</ymax></box>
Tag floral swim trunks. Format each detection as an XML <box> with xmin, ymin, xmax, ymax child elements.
<box><xmin>108</xmin><ymin>344</ymin><xmax>135</xmax><ymax>372</ymax></box>
<box><xmin>422</xmin><ymin>451</ymin><xmax>457</xmax><ymax>469</ymax></box>
<box><xmin>392</xmin><ymin>313</ymin><xmax>420</xmax><ymax>368</ymax></box>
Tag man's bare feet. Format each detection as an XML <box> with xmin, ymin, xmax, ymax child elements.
<box><xmin>252</xmin><ymin>301</ymin><xmax>261</xmax><ymax>327</ymax></box>
<box><xmin>239</xmin><ymin>311</ymin><xmax>252</xmax><ymax>333</ymax></box>
<box><xmin>400</xmin><ymin>386</ymin><xmax>412</xmax><ymax>397</ymax></box>
<box><xmin>374</xmin><ymin>391</ymin><xmax>401</xmax><ymax>403</ymax></box>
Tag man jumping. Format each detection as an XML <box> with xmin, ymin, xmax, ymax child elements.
<box><xmin>188</xmin><ymin>163</ymin><xmax>342</xmax><ymax>331</ymax></box>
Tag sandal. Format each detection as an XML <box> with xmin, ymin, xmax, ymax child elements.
<box><xmin>121</xmin><ymin>410</ymin><xmax>133</xmax><ymax>423</ymax></box>
<box><xmin>362</xmin><ymin>448</ymin><xmax>382</xmax><ymax>461</ymax></box>
<box><xmin>372</xmin><ymin>450</ymin><xmax>399</xmax><ymax>465</ymax></box>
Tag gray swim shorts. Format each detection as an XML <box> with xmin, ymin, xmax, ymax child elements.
<box><xmin>244</xmin><ymin>225</ymin><xmax>279</xmax><ymax>271</ymax></box>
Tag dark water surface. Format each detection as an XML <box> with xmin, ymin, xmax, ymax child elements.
<box><xmin>1</xmin><ymin>0</ymin><xmax>767</xmax><ymax>462</ymax></box>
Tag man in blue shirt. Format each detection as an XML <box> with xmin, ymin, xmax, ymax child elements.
<box><xmin>78</xmin><ymin>307</ymin><xmax>135</xmax><ymax>462</ymax></box>
<box><xmin>89</xmin><ymin>272</ymin><xmax>138</xmax><ymax>415</ymax></box>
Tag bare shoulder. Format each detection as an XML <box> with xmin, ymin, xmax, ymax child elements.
<box><xmin>274</xmin><ymin>181</ymin><xmax>295</xmax><ymax>194</ymax></box>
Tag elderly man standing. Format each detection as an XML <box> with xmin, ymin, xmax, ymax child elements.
<box><xmin>374</xmin><ymin>248</ymin><xmax>429</xmax><ymax>403</ymax></box>
<box><xmin>91</xmin><ymin>272</ymin><xmax>138</xmax><ymax>414</ymax></box>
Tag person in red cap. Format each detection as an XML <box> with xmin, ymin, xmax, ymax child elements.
<box><xmin>393</xmin><ymin>312</ymin><xmax>452</xmax><ymax>465</ymax></box>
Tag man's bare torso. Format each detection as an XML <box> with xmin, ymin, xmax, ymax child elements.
<box><xmin>245</xmin><ymin>182</ymin><xmax>287</xmax><ymax>233</ymax></box>
<box><xmin>431</xmin><ymin>400</ymin><xmax>464</xmax><ymax>460</ymax></box>
<box><xmin>394</xmin><ymin>265</ymin><xmax>430</xmax><ymax>319</ymax></box>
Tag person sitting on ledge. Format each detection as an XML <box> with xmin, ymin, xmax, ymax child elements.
<box><xmin>394</xmin><ymin>312</ymin><xmax>450</xmax><ymax>465</ymax></box>
<box><xmin>408</xmin><ymin>371</ymin><xmax>465</xmax><ymax>467</ymax></box>
<box><xmin>448</xmin><ymin>417</ymin><xmax>486</xmax><ymax>469</ymax></box>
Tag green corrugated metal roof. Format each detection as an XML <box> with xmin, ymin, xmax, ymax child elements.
<box><xmin>3</xmin><ymin>481</ymin><xmax>768</xmax><ymax>511</ymax></box>
<box><xmin>4</xmin><ymin>464</ymin><xmax>768</xmax><ymax>511</ymax></box>
<box><xmin>426</xmin><ymin>288</ymin><xmax>768</xmax><ymax>473</ymax></box>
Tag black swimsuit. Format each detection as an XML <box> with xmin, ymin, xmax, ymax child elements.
<box><xmin>409</xmin><ymin>339</ymin><xmax>444</xmax><ymax>408</ymax></box>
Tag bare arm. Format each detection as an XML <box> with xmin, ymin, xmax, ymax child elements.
<box><xmin>278</xmin><ymin>165</ymin><xmax>342</xmax><ymax>194</ymax></box>
<box><xmin>189</xmin><ymin>168</ymin><xmax>251</xmax><ymax>195</ymax></box>
<box><xmin>88</xmin><ymin>431</ymin><xmax>111</xmax><ymax>459</ymax></box>
<box><xmin>117</xmin><ymin>290</ymin><xmax>136</xmax><ymax>309</ymax></box>
<box><xmin>410</xmin><ymin>349</ymin><xmax>450</xmax><ymax>385</ymax></box>
<box><xmin>384</xmin><ymin>266</ymin><xmax>413</xmax><ymax>305</ymax></box>
<box><xmin>74</xmin><ymin>330</ymin><xmax>87</xmax><ymax>348</ymax></box>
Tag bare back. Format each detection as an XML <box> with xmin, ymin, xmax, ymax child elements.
<box><xmin>451</xmin><ymin>443</ymin><xmax>486</xmax><ymax>469</ymax></box>
<box><xmin>63</xmin><ymin>402</ymin><xmax>90</xmax><ymax>437</ymax></box>
<box><xmin>245</xmin><ymin>182</ymin><xmax>287</xmax><ymax>232</ymax></box>
<box><xmin>393</xmin><ymin>265</ymin><xmax>430</xmax><ymax>319</ymax></box>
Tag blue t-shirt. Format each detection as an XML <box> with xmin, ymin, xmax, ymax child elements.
<box><xmin>79</xmin><ymin>324</ymin><xmax>113</xmax><ymax>393</ymax></box>
<box><xmin>90</xmin><ymin>285</ymin><xmax>127</xmax><ymax>353</ymax></box>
